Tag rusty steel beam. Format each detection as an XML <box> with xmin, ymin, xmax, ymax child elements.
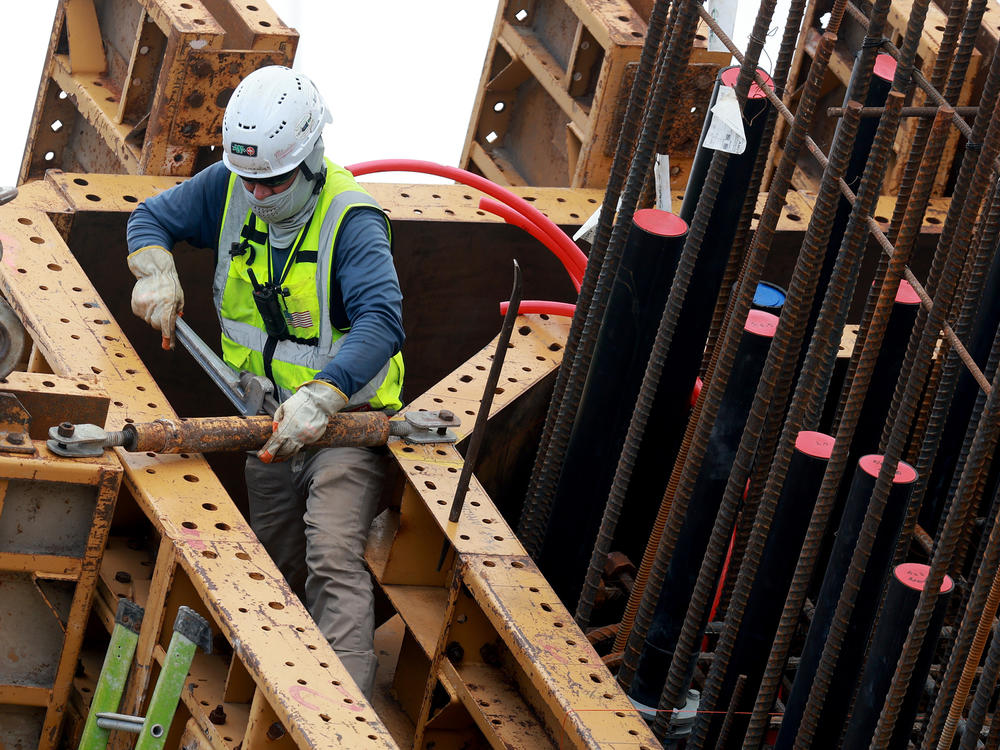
<box><xmin>19</xmin><ymin>0</ymin><xmax>297</xmax><ymax>183</ymax></box>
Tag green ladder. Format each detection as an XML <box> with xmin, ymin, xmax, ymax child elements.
<box><xmin>78</xmin><ymin>599</ymin><xmax>212</xmax><ymax>750</ymax></box>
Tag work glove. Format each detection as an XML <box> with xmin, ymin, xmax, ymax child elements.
<box><xmin>258</xmin><ymin>380</ymin><xmax>349</xmax><ymax>463</ymax></box>
<box><xmin>127</xmin><ymin>245</ymin><xmax>184</xmax><ymax>349</ymax></box>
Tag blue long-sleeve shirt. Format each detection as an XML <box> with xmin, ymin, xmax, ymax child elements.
<box><xmin>126</xmin><ymin>161</ymin><xmax>405</xmax><ymax>400</ymax></box>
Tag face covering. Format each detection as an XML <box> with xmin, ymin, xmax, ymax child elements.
<box><xmin>244</xmin><ymin>137</ymin><xmax>327</xmax><ymax>247</ymax></box>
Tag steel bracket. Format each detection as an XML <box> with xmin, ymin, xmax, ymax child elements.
<box><xmin>47</xmin><ymin>422</ymin><xmax>108</xmax><ymax>458</ymax></box>
<box><xmin>397</xmin><ymin>410</ymin><xmax>461</xmax><ymax>444</ymax></box>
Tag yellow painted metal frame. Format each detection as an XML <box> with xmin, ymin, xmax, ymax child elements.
<box><xmin>0</xmin><ymin>177</ymin><xmax>664</xmax><ymax>747</ymax></box>
<box><xmin>0</xmin><ymin>436</ymin><xmax>122</xmax><ymax>749</ymax></box>
<box><xmin>20</xmin><ymin>0</ymin><xmax>296</xmax><ymax>182</ymax></box>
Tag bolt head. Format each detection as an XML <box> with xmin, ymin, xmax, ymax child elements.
<box><xmin>5</xmin><ymin>432</ymin><xmax>24</xmax><ymax>445</ymax></box>
<box><xmin>439</xmin><ymin>410</ymin><xmax>454</xmax><ymax>422</ymax></box>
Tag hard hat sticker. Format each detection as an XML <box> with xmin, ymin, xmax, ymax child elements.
<box><xmin>231</xmin><ymin>142</ymin><xmax>258</xmax><ymax>156</ymax></box>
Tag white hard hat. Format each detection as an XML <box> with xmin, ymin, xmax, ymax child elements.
<box><xmin>222</xmin><ymin>66</ymin><xmax>332</xmax><ymax>179</ymax></box>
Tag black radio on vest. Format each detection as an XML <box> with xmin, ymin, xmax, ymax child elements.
<box><xmin>247</xmin><ymin>268</ymin><xmax>291</xmax><ymax>340</ymax></box>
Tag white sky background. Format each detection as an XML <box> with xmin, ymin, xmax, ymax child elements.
<box><xmin>0</xmin><ymin>0</ymin><xmax>785</xmax><ymax>186</ymax></box>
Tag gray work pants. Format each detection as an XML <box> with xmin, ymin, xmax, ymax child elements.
<box><xmin>245</xmin><ymin>445</ymin><xmax>387</xmax><ymax>698</ymax></box>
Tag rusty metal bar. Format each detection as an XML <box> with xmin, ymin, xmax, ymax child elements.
<box><xmin>682</xmin><ymin>97</ymin><xmax>867</xmax><ymax>748</ymax></box>
<box><xmin>869</xmin><ymin>91</ymin><xmax>1000</xmax><ymax>750</ymax></box>
<box><xmin>518</xmin><ymin>0</ymin><xmax>671</xmax><ymax>557</ymax></box>
<box><xmin>694</xmin><ymin>10</ymin><xmax>990</xmax><ymax>401</ymax></box>
<box><xmin>962</xmin><ymin>620</ymin><xmax>1000</xmax><ymax>750</ymax></box>
<box><xmin>609</xmin><ymin>0</ymin><xmax>791</xmax><ymax>666</ymax></box>
<box><xmin>826</xmin><ymin>105</ymin><xmax>979</xmax><ymax>117</ymax></box>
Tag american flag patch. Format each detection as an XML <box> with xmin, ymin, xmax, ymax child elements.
<box><xmin>285</xmin><ymin>310</ymin><xmax>314</xmax><ymax>328</ymax></box>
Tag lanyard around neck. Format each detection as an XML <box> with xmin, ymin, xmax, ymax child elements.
<box><xmin>252</xmin><ymin>212</ymin><xmax>315</xmax><ymax>286</ymax></box>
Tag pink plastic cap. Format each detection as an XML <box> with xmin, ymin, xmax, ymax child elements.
<box><xmin>895</xmin><ymin>563</ymin><xmax>954</xmax><ymax>593</ymax></box>
<box><xmin>634</xmin><ymin>209</ymin><xmax>688</xmax><ymax>237</ymax></box>
<box><xmin>744</xmin><ymin>309</ymin><xmax>779</xmax><ymax>338</ymax></box>
<box><xmin>859</xmin><ymin>454</ymin><xmax>918</xmax><ymax>483</ymax></box>
<box><xmin>720</xmin><ymin>67</ymin><xmax>774</xmax><ymax>99</ymax></box>
<box><xmin>795</xmin><ymin>431</ymin><xmax>835</xmax><ymax>459</ymax></box>
<box><xmin>874</xmin><ymin>53</ymin><xmax>897</xmax><ymax>83</ymax></box>
<box><xmin>895</xmin><ymin>279</ymin><xmax>920</xmax><ymax>305</ymax></box>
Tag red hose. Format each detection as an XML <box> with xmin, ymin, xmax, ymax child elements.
<box><xmin>500</xmin><ymin>300</ymin><xmax>577</xmax><ymax>317</ymax></box>
<box><xmin>479</xmin><ymin>198</ymin><xmax>584</xmax><ymax>289</ymax></box>
<box><xmin>347</xmin><ymin>159</ymin><xmax>588</xmax><ymax>286</ymax></box>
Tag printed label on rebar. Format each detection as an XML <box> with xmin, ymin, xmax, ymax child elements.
<box><xmin>704</xmin><ymin>86</ymin><xmax>747</xmax><ymax>155</ymax></box>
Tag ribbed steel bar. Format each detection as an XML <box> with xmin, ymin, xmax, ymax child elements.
<box><xmin>702</xmin><ymin>0</ymin><xmax>807</xmax><ymax>395</ymax></box>
<box><xmin>633</xmin><ymin>27</ymin><xmax>844</xmax><ymax>730</ymax></box>
<box><xmin>705</xmin><ymin>109</ymin><xmax>949</xmax><ymax>750</ymax></box>
<box><xmin>517</xmin><ymin>0</ymin><xmax>673</xmax><ymax>556</ymax></box>
<box><xmin>741</xmin><ymin>96</ymin><xmax>906</xmax><ymax>750</ymax></box>
<box><xmin>827</xmin><ymin>105</ymin><xmax>979</xmax><ymax>117</ymax></box>
<box><xmin>674</xmin><ymin>97</ymin><xmax>866</xmax><ymax>747</ymax></box>
<box><xmin>833</xmin><ymin>0</ymin><xmax>973</xmax><ymax>436</ymax></box>
<box><xmin>875</xmin><ymin>41</ymin><xmax>1000</xmax><ymax>476</ymax></box>
<box><xmin>790</xmin><ymin>3</ymin><xmax>937</xmax><ymax>726</ymax></box>
<box><xmin>881</xmin><ymin>0</ymin><xmax>970</xmax><ymax>241</ymax></box>
<box><xmin>905</xmin><ymin>179</ymin><xmax>1000</xmax><ymax>562</ymax></box>
<box><xmin>946</xmin><ymin>535</ymin><xmax>1000</xmax><ymax>747</ymax></box>
<box><xmin>695</xmin><ymin>11</ymin><xmax>988</xmax><ymax>398</ymax></box>
<box><xmin>609</xmin><ymin>0</ymin><xmax>794</xmax><ymax>669</ymax></box>
<box><xmin>527</xmin><ymin>0</ymin><xmax>700</xmax><ymax>572</ymax></box>
<box><xmin>913</xmin><ymin>332</ymin><xmax>1000</xmax><ymax>747</ymax></box>
<box><xmin>869</xmin><ymin>90</ymin><xmax>1000</xmax><ymax>750</ymax></box>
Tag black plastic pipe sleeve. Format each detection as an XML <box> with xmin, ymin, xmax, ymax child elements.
<box><xmin>710</xmin><ymin>431</ymin><xmax>836</xmax><ymax>749</ymax></box>
<box><xmin>841</xmin><ymin>563</ymin><xmax>954</xmax><ymax>750</ymax></box>
<box><xmin>614</xmin><ymin>66</ymin><xmax>775</xmax><ymax>567</ymax></box>
<box><xmin>775</xmin><ymin>455</ymin><xmax>918</xmax><ymax>749</ymax></box>
<box><xmin>539</xmin><ymin>210</ymin><xmax>688</xmax><ymax>608</ymax></box>
<box><xmin>627</xmin><ymin>310</ymin><xmax>779</xmax><ymax>708</ymax></box>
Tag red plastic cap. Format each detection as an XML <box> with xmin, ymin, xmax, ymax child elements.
<box><xmin>690</xmin><ymin>377</ymin><xmax>703</xmax><ymax>408</ymax></box>
<box><xmin>859</xmin><ymin>454</ymin><xmax>918</xmax><ymax>483</ymax></box>
<box><xmin>634</xmin><ymin>209</ymin><xmax>688</xmax><ymax>238</ymax></box>
<box><xmin>895</xmin><ymin>279</ymin><xmax>920</xmax><ymax>305</ymax></box>
<box><xmin>874</xmin><ymin>53</ymin><xmax>897</xmax><ymax>83</ymax></box>
<box><xmin>894</xmin><ymin>563</ymin><xmax>954</xmax><ymax>593</ymax></box>
<box><xmin>720</xmin><ymin>67</ymin><xmax>775</xmax><ymax>99</ymax></box>
<box><xmin>795</xmin><ymin>431</ymin><xmax>835</xmax><ymax>459</ymax></box>
<box><xmin>744</xmin><ymin>309</ymin><xmax>779</xmax><ymax>338</ymax></box>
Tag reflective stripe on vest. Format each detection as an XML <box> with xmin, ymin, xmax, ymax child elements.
<box><xmin>214</xmin><ymin>160</ymin><xmax>404</xmax><ymax>409</ymax></box>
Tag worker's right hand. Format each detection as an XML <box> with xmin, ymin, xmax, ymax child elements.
<box><xmin>127</xmin><ymin>245</ymin><xmax>184</xmax><ymax>349</ymax></box>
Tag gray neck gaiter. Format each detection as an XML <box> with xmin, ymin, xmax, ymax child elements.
<box><xmin>245</xmin><ymin>137</ymin><xmax>327</xmax><ymax>248</ymax></box>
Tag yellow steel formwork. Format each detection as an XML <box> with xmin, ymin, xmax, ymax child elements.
<box><xmin>0</xmin><ymin>174</ymin><xmax>663</xmax><ymax>748</ymax></box>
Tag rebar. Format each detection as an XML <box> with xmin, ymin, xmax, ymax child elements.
<box><xmin>611</xmin><ymin>0</ymin><xmax>802</xmax><ymax>679</ymax></box>
<box><xmin>870</xmin><ymin>87</ymin><xmax>1000</xmax><ymax>750</ymax></box>
<box><xmin>517</xmin><ymin>0</ymin><xmax>673</xmax><ymax>556</ymax></box>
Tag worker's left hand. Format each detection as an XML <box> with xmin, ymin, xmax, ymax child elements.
<box><xmin>258</xmin><ymin>380</ymin><xmax>348</xmax><ymax>462</ymax></box>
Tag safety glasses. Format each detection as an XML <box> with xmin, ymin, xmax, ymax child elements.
<box><xmin>240</xmin><ymin>167</ymin><xmax>298</xmax><ymax>189</ymax></box>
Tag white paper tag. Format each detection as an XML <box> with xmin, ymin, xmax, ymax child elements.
<box><xmin>573</xmin><ymin>194</ymin><xmax>626</xmax><ymax>244</ymax></box>
<box><xmin>706</xmin><ymin>0</ymin><xmax>739</xmax><ymax>53</ymax></box>
<box><xmin>654</xmin><ymin>153</ymin><xmax>672</xmax><ymax>212</ymax></box>
<box><xmin>704</xmin><ymin>86</ymin><xmax>747</xmax><ymax>154</ymax></box>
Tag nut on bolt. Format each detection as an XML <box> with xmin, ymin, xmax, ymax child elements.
<box><xmin>445</xmin><ymin>641</ymin><xmax>464</xmax><ymax>663</ymax></box>
<box><xmin>266</xmin><ymin>722</ymin><xmax>286</xmax><ymax>740</ymax></box>
<box><xmin>208</xmin><ymin>704</ymin><xmax>227</xmax><ymax>725</ymax></box>
<box><xmin>58</xmin><ymin>422</ymin><xmax>75</xmax><ymax>437</ymax></box>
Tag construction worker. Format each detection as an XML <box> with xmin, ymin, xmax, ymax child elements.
<box><xmin>124</xmin><ymin>65</ymin><xmax>404</xmax><ymax>699</ymax></box>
